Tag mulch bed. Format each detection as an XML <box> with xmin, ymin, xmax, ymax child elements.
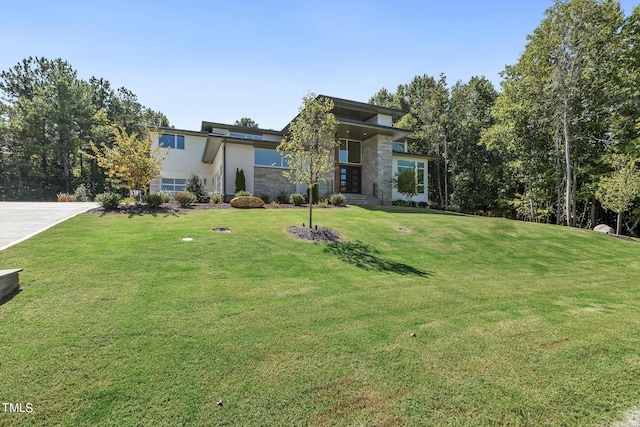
<box><xmin>88</xmin><ymin>202</ymin><xmax>342</xmax><ymax>216</ymax></box>
<box><xmin>285</xmin><ymin>226</ymin><xmax>341</xmax><ymax>243</ymax></box>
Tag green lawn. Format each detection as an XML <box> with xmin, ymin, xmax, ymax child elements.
<box><xmin>1</xmin><ymin>206</ymin><xmax>640</xmax><ymax>426</ymax></box>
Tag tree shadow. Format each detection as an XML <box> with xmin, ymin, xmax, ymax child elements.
<box><xmin>324</xmin><ymin>241</ymin><xmax>431</xmax><ymax>277</ymax></box>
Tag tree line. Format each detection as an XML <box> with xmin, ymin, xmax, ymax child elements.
<box><xmin>0</xmin><ymin>57</ymin><xmax>169</xmax><ymax>201</ymax></box>
<box><xmin>370</xmin><ymin>0</ymin><xmax>640</xmax><ymax>235</ymax></box>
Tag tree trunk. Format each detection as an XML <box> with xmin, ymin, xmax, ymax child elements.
<box><xmin>443</xmin><ymin>136</ymin><xmax>448</xmax><ymax>210</ymax></box>
<box><xmin>563</xmin><ymin>97</ymin><xmax>573</xmax><ymax>227</ymax></box>
<box><xmin>617</xmin><ymin>211</ymin><xmax>622</xmax><ymax>235</ymax></box>
<box><xmin>309</xmin><ymin>184</ymin><xmax>314</xmax><ymax>229</ymax></box>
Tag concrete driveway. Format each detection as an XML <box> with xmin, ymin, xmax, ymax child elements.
<box><xmin>0</xmin><ymin>202</ymin><xmax>97</xmax><ymax>251</ymax></box>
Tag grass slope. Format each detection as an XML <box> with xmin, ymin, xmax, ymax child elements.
<box><xmin>1</xmin><ymin>206</ymin><xmax>640</xmax><ymax>426</ymax></box>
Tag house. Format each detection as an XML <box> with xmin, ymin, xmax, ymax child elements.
<box><xmin>149</xmin><ymin>95</ymin><xmax>432</xmax><ymax>205</ymax></box>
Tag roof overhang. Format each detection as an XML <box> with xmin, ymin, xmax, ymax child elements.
<box><xmin>338</xmin><ymin>118</ymin><xmax>411</xmax><ymax>141</ymax></box>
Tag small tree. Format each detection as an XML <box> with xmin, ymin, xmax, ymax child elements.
<box><xmin>234</xmin><ymin>118</ymin><xmax>259</xmax><ymax>128</ymax></box>
<box><xmin>277</xmin><ymin>93</ymin><xmax>339</xmax><ymax>228</ymax></box>
<box><xmin>596</xmin><ymin>153</ymin><xmax>640</xmax><ymax>235</ymax></box>
<box><xmin>185</xmin><ymin>172</ymin><xmax>207</xmax><ymax>202</ymax></box>
<box><xmin>85</xmin><ymin>125</ymin><xmax>166</xmax><ymax>200</ymax></box>
<box><xmin>235</xmin><ymin>168</ymin><xmax>246</xmax><ymax>193</ymax></box>
<box><xmin>392</xmin><ymin>168</ymin><xmax>417</xmax><ymax>202</ymax></box>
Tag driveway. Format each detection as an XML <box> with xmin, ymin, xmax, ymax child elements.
<box><xmin>0</xmin><ymin>202</ymin><xmax>97</xmax><ymax>251</ymax></box>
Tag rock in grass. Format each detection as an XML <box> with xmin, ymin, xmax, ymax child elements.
<box><xmin>230</xmin><ymin>196</ymin><xmax>265</xmax><ymax>209</ymax></box>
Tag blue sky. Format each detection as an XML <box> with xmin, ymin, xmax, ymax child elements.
<box><xmin>1</xmin><ymin>1</ymin><xmax>638</xmax><ymax>130</ymax></box>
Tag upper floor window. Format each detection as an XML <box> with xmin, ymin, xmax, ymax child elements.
<box><xmin>159</xmin><ymin>134</ymin><xmax>185</xmax><ymax>149</ymax></box>
<box><xmin>339</xmin><ymin>139</ymin><xmax>361</xmax><ymax>164</ymax></box>
<box><xmin>255</xmin><ymin>148</ymin><xmax>289</xmax><ymax>168</ymax></box>
<box><xmin>230</xmin><ymin>132</ymin><xmax>262</xmax><ymax>140</ymax></box>
<box><xmin>392</xmin><ymin>142</ymin><xmax>407</xmax><ymax>153</ymax></box>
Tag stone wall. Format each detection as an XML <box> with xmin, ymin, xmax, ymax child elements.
<box><xmin>361</xmin><ymin>135</ymin><xmax>393</xmax><ymax>204</ymax></box>
<box><xmin>254</xmin><ymin>167</ymin><xmax>296</xmax><ymax>200</ymax></box>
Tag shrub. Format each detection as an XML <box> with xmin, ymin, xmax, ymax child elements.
<box><xmin>418</xmin><ymin>201</ymin><xmax>429</xmax><ymax>208</ymax></box>
<box><xmin>259</xmin><ymin>193</ymin><xmax>270</xmax><ymax>204</ymax></box>
<box><xmin>276</xmin><ymin>191</ymin><xmax>289</xmax><ymax>204</ymax></box>
<box><xmin>270</xmin><ymin>200</ymin><xmax>280</xmax><ymax>206</ymax></box>
<box><xmin>317</xmin><ymin>198</ymin><xmax>329</xmax><ymax>206</ymax></box>
<box><xmin>235</xmin><ymin>168</ymin><xmax>246</xmax><ymax>193</ymax></box>
<box><xmin>175</xmin><ymin>191</ymin><xmax>196</xmax><ymax>208</ymax></box>
<box><xmin>186</xmin><ymin>173</ymin><xmax>208</xmax><ymax>202</ymax></box>
<box><xmin>121</xmin><ymin>196</ymin><xmax>136</xmax><ymax>205</ymax></box>
<box><xmin>95</xmin><ymin>192</ymin><xmax>120</xmax><ymax>209</ymax></box>
<box><xmin>57</xmin><ymin>192</ymin><xmax>73</xmax><ymax>202</ymax></box>
<box><xmin>210</xmin><ymin>193</ymin><xmax>222</xmax><ymax>204</ymax></box>
<box><xmin>235</xmin><ymin>190</ymin><xmax>251</xmax><ymax>197</ymax></box>
<box><xmin>73</xmin><ymin>185</ymin><xmax>90</xmax><ymax>202</ymax></box>
<box><xmin>329</xmin><ymin>193</ymin><xmax>346</xmax><ymax>206</ymax></box>
<box><xmin>161</xmin><ymin>193</ymin><xmax>172</xmax><ymax>203</ymax></box>
<box><xmin>143</xmin><ymin>193</ymin><xmax>164</xmax><ymax>208</ymax></box>
<box><xmin>290</xmin><ymin>193</ymin><xmax>305</xmax><ymax>206</ymax></box>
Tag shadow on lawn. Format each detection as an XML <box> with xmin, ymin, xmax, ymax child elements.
<box><xmin>324</xmin><ymin>241</ymin><xmax>431</xmax><ymax>277</ymax></box>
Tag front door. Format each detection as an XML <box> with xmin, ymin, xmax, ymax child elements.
<box><xmin>340</xmin><ymin>166</ymin><xmax>361</xmax><ymax>193</ymax></box>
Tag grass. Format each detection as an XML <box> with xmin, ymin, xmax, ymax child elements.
<box><xmin>1</xmin><ymin>206</ymin><xmax>640</xmax><ymax>426</ymax></box>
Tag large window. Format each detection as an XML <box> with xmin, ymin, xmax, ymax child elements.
<box><xmin>159</xmin><ymin>134</ymin><xmax>185</xmax><ymax>149</ymax></box>
<box><xmin>392</xmin><ymin>142</ymin><xmax>407</xmax><ymax>153</ymax></box>
<box><xmin>339</xmin><ymin>139</ymin><xmax>361</xmax><ymax>164</ymax></box>
<box><xmin>255</xmin><ymin>148</ymin><xmax>289</xmax><ymax>168</ymax></box>
<box><xmin>397</xmin><ymin>160</ymin><xmax>425</xmax><ymax>194</ymax></box>
<box><xmin>161</xmin><ymin>177</ymin><xmax>186</xmax><ymax>194</ymax></box>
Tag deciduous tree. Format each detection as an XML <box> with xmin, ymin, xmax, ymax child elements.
<box><xmin>278</xmin><ymin>93</ymin><xmax>339</xmax><ymax>228</ymax></box>
<box><xmin>596</xmin><ymin>153</ymin><xmax>640</xmax><ymax>235</ymax></box>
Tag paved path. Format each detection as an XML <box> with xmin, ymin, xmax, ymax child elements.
<box><xmin>0</xmin><ymin>202</ymin><xmax>97</xmax><ymax>251</ymax></box>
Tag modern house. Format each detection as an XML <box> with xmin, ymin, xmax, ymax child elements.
<box><xmin>149</xmin><ymin>95</ymin><xmax>432</xmax><ymax>205</ymax></box>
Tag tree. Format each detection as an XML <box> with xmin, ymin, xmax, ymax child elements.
<box><xmin>85</xmin><ymin>125</ymin><xmax>166</xmax><ymax>199</ymax></box>
<box><xmin>234</xmin><ymin>117</ymin><xmax>259</xmax><ymax>128</ymax></box>
<box><xmin>235</xmin><ymin>168</ymin><xmax>246</xmax><ymax>193</ymax></box>
<box><xmin>596</xmin><ymin>153</ymin><xmax>640</xmax><ymax>235</ymax></box>
<box><xmin>391</xmin><ymin>168</ymin><xmax>417</xmax><ymax>202</ymax></box>
<box><xmin>483</xmin><ymin>0</ymin><xmax>624</xmax><ymax>225</ymax></box>
<box><xmin>186</xmin><ymin>172</ymin><xmax>207</xmax><ymax>202</ymax></box>
<box><xmin>277</xmin><ymin>93</ymin><xmax>339</xmax><ymax>229</ymax></box>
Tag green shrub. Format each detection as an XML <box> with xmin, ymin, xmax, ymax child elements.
<box><xmin>143</xmin><ymin>193</ymin><xmax>164</xmax><ymax>208</ymax></box>
<box><xmin>73</xmin><ymin>184</ymin><xmax>90</xmax><ymax>202</ymax></box>
<box><xmin>175</xmin><ymin>191</ymin><xmax>196</xmax><ymax>208</ymax></box>
<box><xmin>276</xmin><ymin>191</ymin><xmax>289</xmax><ymax>204</ymax></box>
<box><xmin>161</xmin><ymin>193</ymin><xmax>172</xmax><ymax>203</ymax></box>
<box><xmin>210</xmin><ymin>194</ymin><xmax>222</xmax><ymax>204</ymax></box>
<box><xmin>290</xmin><ymin>193</ymin><xmax>305</xmax><ymax>206</ymax></box>
<box><xmin>95</xmin><ymin>192</ymin><xmax>121</xmax><ymax>209</ymax></box>
<box><xmin>259</xmin><ymin>193</ymin><xmax>270</xmax><ymax>204</ymax></box>
<box><xmin>57</xmin><ymin>192</ymin><xmax>73</xmax><ymax>202</ymax></box>
<box><xmin>329</xmin><ymin>193</ymin><xmax>346</xmax><ymax>206</ymax></box>
<box><xmin>235</xmin><ymin>168</ymin><xmax>246</xmax><ymax>193</ymax></box>
<box><xmin>235</xmin><ymin>190</ymin><xmax>251</xmax><ymax>197</ymax></box>
<box><xmin>317</xmin><ymin>198</ymin><xmax>329</xmax><ymax>206</ymax></box>
<box><xmin>418</xmin><ymin>201</ymin><xmax>429</xmax><ymax>208</ymax></box>
<box><xmin>186</xmin><ymin>173</ymin><xmax>208</xmax><ymax>202</ymax></box>
<box><xmin>121</xmin><ymin>196</ymin><xmax>136</xmax><ymax>205</ymax></box>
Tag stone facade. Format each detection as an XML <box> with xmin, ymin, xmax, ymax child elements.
<box><xmin>361</xmin><ymin>135</ymin><xmax>393</xmax><ymax>205</ymax></box>
<box><xmin>254</xmin><ymin>167</ymin><xmax>296</xmax><ymax>200</ymax></box>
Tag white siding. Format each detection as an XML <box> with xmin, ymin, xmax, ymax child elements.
<box><xmin>391</xmin><ymin>156</ymin><xmax>429</xmax><ymax>204</ymax></box>
<box><xmin>224</xmin><ymin>143</ymin><xmax>255</xmax><ymax>195</ymax></box>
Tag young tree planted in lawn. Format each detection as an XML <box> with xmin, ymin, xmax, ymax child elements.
<box><xmin>596</xmin><ymin>153</ymin><xmax>640</xmax><ymax>235</ymax></box>
<box><xmin>392</xmin><ymin>167</ymin><xmax>417</xmax><ymax>203</ymax></box>
<box><xmin>85</xmin><ymin>125</ymin><xmax>166</xmax><ymax>200</ymax></box>
<box><xmin>278</xmin><ymin>93</ymin><xmax>339</xmax><ymax>228</ymax></box>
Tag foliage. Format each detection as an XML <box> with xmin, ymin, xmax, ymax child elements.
<box><xmin>277</xmin><ymin>93</ymin><xmax>339</xmax><ymax>228</ymax></box>
<box><xmin>235</xmin><ymin>190</ymin><xmax>250</xmax><ymax>197</ymax></box>
<box><xmin>85</xmin><ymin>125</ymin><xmax>166</xmax><ymax>199</ymax></box>
<box><xmin>160</xmin><ymin>193</ymin><xmax>171</xmax><ymax>203</ymax></box>
<box><xmin>290</xmin><ymin>193</ymin><xmax>305</xmax><ymax>206</ymax></box>
<box><xmin>142</xmin><ymin>193</ymin><xmax>164</xmax><ymax>208</ymax></box>
<box><xmin>0</xmin><ymin>57</ymin><xmax>169</xmax><ymax>200</ymax></box>
<box><xmin>56</xmin><ymin>192</ymin><xmax>73</xmax><ymax>202</ymax></box>
<box><xmin>234</xmin><ymin>117</ymin><xmax>259</xmax><ymax>128</ymax></box>
<box><xmin>210</xmin><ymin>194</ymin><xmax>222</xmax><ymax>204</ymax></box>
<box><xmin>392</xmin><ymin>168</ymin><xmax>417</xmax><ymax>201</ymax></box>
<box><xmin>175</xmin><ymin>191</ymin><xmax>196</xmax><ymax>208</ymax></box>
<box><xmin>95</xmin><ymin>191</ymin><xmax>120</xmax><ymax>209</ymax></box>
<box><xmin>185</xmin><ymin>173</ymin><xmax>208</xmax><ymax>202</ymax></box>
<box><xmin>596</xmin><ymin>153</ymin><xmax>640</xmax><ymax>235</ymax></box>
<box><xmin>329</xmin><ymin>193</ymin><xmax>346</xmax><ymax>206</ymax></box>
<box><xmin>235</xmin><ymin>168</ymin><xmax>246</xmax><ymax>193</ymax></box>
<box><xmin>72</xmin><ymin>184</ymin><xmax>90</xmax><ymax>202</ymax></box>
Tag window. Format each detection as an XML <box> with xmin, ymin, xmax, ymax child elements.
<box><xmin>230</xmin><ymin>132</ymin><xmax>262</xmax><ymax>140</ymax></box>
<box><xmin>397</xmin><ymin>160</ymin><xmax>425</xmax><ymax>194</ymax></box>
<box><xmin>159</xmin><ymin>134</ymin><xmax>185</xmax><ymax>149</ymax></box>
<box><xmin>339</xmin><ymin>139</ymin><xmax>362</xmax><ymax>164</ymax></box>
<box><xmin>392</xmin><ymin>142</ymin><xmax>406</xmax><ymax>153</ymax></box>
<box><xmin>255</xmin><ymin>148</ymin><xmax>289</xmax><ymax>168</ymax></box>
<box><xmin>161</xmin><ymin>178</ymin><xmax>186</xmax><ymax>194</ymax></box>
